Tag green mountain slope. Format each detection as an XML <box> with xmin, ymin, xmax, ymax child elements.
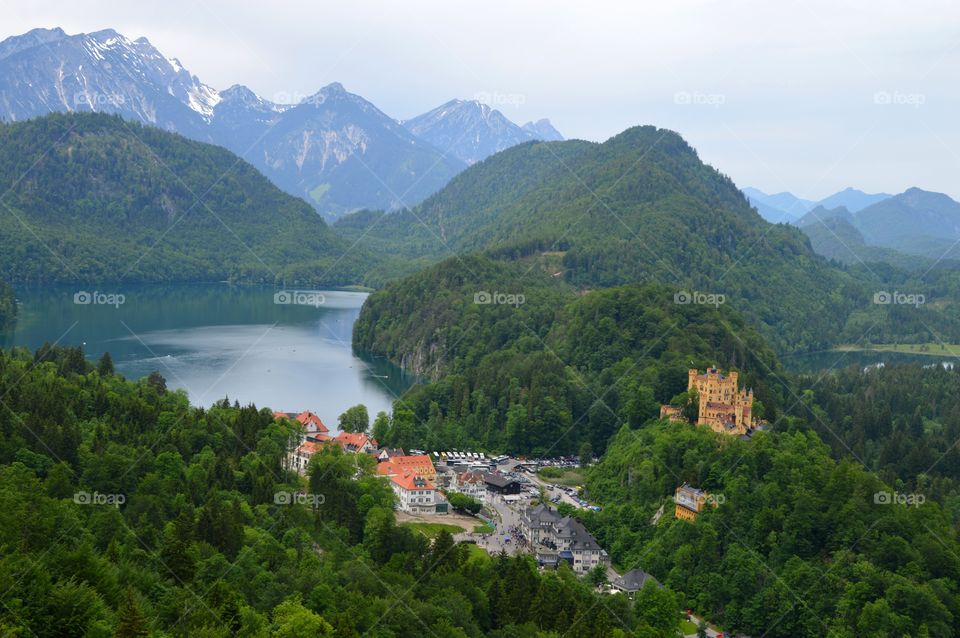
<box><xmin>584</xmin><ymin>421</ymin><xmax>960</xmax><ymax>637</ymax></box>
<box><xmin>0</xmin><ymin>113</ymin><xmax>367</xmax><ymax>285</ymax></box>
<box><xmin>856</xmin><ymin>188</ymin><xmax>960</xmax><ymax>258</ymax></box>
<box><xmin>355</xmin><ymin>255</ymin><xmax>784</xmax><ymax>455</ymax></box>
<box><xmin>341</xmin><ymin>126</ymin><xmax>866</xmax><ymax>352</ymax></box>
<box><xmin>797</xmin><ymin>206</ymin><xmax>924</xmax><ymax>269</ymax></box>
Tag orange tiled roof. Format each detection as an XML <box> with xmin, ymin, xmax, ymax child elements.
<box><xmin>334</xmin><ymin>431</ymin><xmax>371</xmax><ymax>450</ymax></box>
<box><xmin>296</xmin><ymin>411</ymin><xmax>329</xmax><ymax>432</ymax></box>
<box><xmin>377</xmin><ymin>454</ymin><xmax>433</xmax><ymax>474</ymax></box>
<box><xmin>390</xmin><ymin>472</ymin><xmax>434</xmax><ymax>491</ymax></box>
<box><xmin>296</xmin><ymin>440</ymin><xmax>328</xmax><ymax>455</ymax></box>
<box><xmin>376</xmin><ymin>455</ymin><xmax>434</xmax><ymax>476</ymax></box>
<box><xmin>274</xmin><ymin>410</ymin><xmax>329</xmax><ymax>433</ymax></box>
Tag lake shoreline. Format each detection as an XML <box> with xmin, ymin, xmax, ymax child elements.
<box><xmin>1</xmin><ymin>283</ymin><xmax>410</xmax><ymax>425</ymax></box>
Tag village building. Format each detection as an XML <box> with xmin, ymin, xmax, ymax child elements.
<box><xmin>522</xmin><ymin>503</ymin><xmax>562</xmax><ymax>545</ymax></box>
<box><xmin>555</xmin><ymin>517</ymin><xmax>607</xmax><ymax>574</ymax></box>
<box><xmin>520</xmin><ymin>504</ymin><xmax>609</xmax><ymax>575</ymax></box>
<box><xmin>674</xmin><ymin>483</ymin><xmax>714</xmax><ymax>521</ymax></box>
<box><xmin>388</xmin><ymin>472</ymin><xmax>448</xmax><ymax>515</ymax></box>
<box><xmin>450</xmin><ymin>470</ymin><xmax>487</xmax><ymax>501</ymax></box>
<box><xmin>611</xmin><ymin>569</ymin><xmax>660</xmax><ymax>598</ymax></box>
<box><xmin>287</xmin><ymin>440</ymin><xmax>325</xmax><ymax>475</ymax></box>
<box><xmin>483</xmin><ymin>472</ymin><xmax>522</xmax><ymax>495</ymax></box>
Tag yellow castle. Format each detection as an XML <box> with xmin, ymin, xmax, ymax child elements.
<box><xmin>689</xmin><ymin>367</ymin><xmax>755</xmax><ymax>435</ymax></box>
<box><xmin>661</xmin><ymin>367</ymin><xmax>756</xmax><ymax>435</ymax></box>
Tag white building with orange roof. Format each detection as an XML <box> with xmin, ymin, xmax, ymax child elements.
<box><xmin>451</xmin><ymin>470</ymin><xmax>488</xmax><ymax>501</ymax></box>
<box><xmin>287</xmin><ymin>439</ymin><xmax>331</xmax><ymax>475</ymax></box>
<box><xmin>389</xmin><ymin>472</ymin><xmax>447</xmax><ymax>515</ymax></box>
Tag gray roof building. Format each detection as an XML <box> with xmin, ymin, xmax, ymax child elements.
<box><xmin>612</xmin><ymin>568</ymin><xmax>660</xmax><ymax>594</ymax></box>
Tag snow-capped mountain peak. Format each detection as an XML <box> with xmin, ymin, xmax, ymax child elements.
<box><xmin>0</xmin><ymin>26</ymin><xmax>559</xmax><ymax>218</ymax></box>
<box><xmin>402</xmin><ymin>98</ymin><xmax>563</xmax><ymax>164</ymax></box>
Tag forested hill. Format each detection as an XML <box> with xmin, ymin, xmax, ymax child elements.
<box><xmin>0</xmin><ymin>344</ymin><xmax>679</xmax><ymax>637</ymax></box>
<box><xmin>338</xmin><ymin>126</ymin><xmax>865</xmax><ymax>353</ymax></box>
<box><xmin>355</xmin><ymin>255</ymin><xmax>784</xmax><ymax>455</ymax></box>
<box><xmin>583</xmin><ymin>420</ymin><xmax>960</xmax><ymax>637</ymax></box>
<box><xmin>0</xmin><ymin>113</ymin><xmax>369</xmax><ymax>285</ymax></box>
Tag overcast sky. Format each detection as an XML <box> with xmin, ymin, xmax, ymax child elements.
<box><xmin>5</xmin><ymin>0</ymin><xmax>960</xmax><ymax>200</ymax></box>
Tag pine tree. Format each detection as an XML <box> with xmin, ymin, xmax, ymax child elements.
<box><xmin>114</xmin><ymin>589</ymin><xmax>149</xmax><ymax>638</ymax></box>
<box><xmin>97</xmin><ymin>352</ymin><xmax>115</xmax><ymax>376</ymax></box>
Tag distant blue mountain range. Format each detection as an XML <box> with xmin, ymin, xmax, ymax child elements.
<box><xmin>745</xmin><ymin>184</ymin><xmax>960</xmax><ymax>264</ymax></box>
<box><xmin>743</xmin><ymin>186</ymin><xmax>892</xmax><ymax>223</ymax></box>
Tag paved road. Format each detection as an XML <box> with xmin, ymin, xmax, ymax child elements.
<box><xmin>478</xmin><ymin>493</ymin><xmax>526</xmax><ymax>555</ymax></box>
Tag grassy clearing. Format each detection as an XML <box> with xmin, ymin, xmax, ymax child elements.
<box><xmin>538</xmin><ymin>467</ymin><xmax>585</xmax><ymax>487</ymax></box>
<box><xmin>679</xmin><ymin>619</ymin><xmax>698</xmax><ymax>634</ymax></box>
<box><xmin>833</xmin><ymin>343</ymin><xmax>960</xmax><ymax>356</ymax></box>
<box><xmin>473</xmin><ymin>523</ymin><xmax>495</xmax><ymax>534</ymax></box>
<box><xmin>400</xmin><ymin>522</ymin><xmax>465</xmax><ymax>538</ymax></box>
<box><xmin>463</xmin><ymin>543</ymin><xmax>490</xmax><ymax>561</ymax></box>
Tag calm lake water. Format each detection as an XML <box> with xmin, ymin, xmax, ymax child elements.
<box><xmin>782</xmin><ymin>349</ymin><xmax>957</xmax><ymax>374</ymax></box>
<box><xmin>0</xmin><ymin>284</ymin><xmax>415</xmax><ymax>429</ymax></box>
